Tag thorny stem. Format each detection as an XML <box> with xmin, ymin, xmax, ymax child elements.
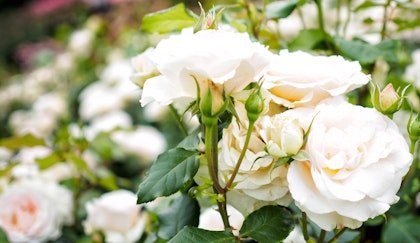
<box><xmin>224</xmin><ymin>120</ymin><xmax>255</xmax><ymax>190</ymax></box>
<box><xmin>169</xmin><ymin>104</ymin><xmax>188</xmax><ymax>137</ymax></box>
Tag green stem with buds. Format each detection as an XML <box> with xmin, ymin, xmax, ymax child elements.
<box><xmin>327</xmin><ymin>228</ymin><xmax>347</xmax><ymax>243</ymax></box>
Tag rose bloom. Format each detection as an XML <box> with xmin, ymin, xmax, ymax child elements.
<box><xmin>0</xmin><ymin>178</ymin><xmax>74</xmax><ymax>243</ymax></box>
<box><xmin>83</xmin><ymin>190</ymin><xmax>148</xmax><ymax>243</ymax></box>
<box><xmin>198</xmin><ymin>204</ymin><xmax>244</xmax><ymax>236</ymax></box>
<box><xmin>264</xmin><ymin>50</ymin><xmax>370</xmax><ymax>108</ymax></box>
<box><xmin>139</xmin><ymin>28</ymin><xmax>272</xmax><ymax>110</ymax></box>
<box><xmin>287</xmin><ymin>97</ymin><xmax>413</xmax><ymax>230</ymax></box>
<box><xmin>218</xmin><ymin>110</ymin><xmax>303</xmax><ymax>214</ymax></box>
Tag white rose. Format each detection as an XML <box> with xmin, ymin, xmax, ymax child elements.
<box><xmin>198</xmin><ymin>205</ymin><xmax>244</xmax><ymax>236</ymax></box>
<box><xmin>83</xmin><ymin>110</ymin><xmax>132</xmax><ymax>140</ymax></box>
<box><xmin>218</xmin><ymin>116</ymin><xmax>292</xmax><ymax>214</ymax></box>
<box><xmin>0</xmin><ymin>178</ymin><xmax>74</xmax><ymax>243</ymax></box>
<box><xmin>287</xmin><ymin>97</ymin><xmax>413</xmax><ymax>230</ymax></box>
<box><xmin>130</xmin><ymin>48</ymin><xmax>160</xmax><ymax>87</ymax></box>
<box><xmin>83</xmin><ymin>190</ymin><xmax>147</xmax><ymax>243</ymax></box>
<box><xmin>111</xmin><ymin>125</ymin><xmax>167</xmax><ymax>164</ymax></box>
<box><xmin>264</xmin><ymin>50</ymin><xmax>370</xmax><ymax>108</ymax></box>
<box><xmin>140</xmin><ymin>28</ymin><xmax>272</xmax><ymax>109</ymax></box>
<box><xmin>256</xmin><ymin>114</ymin><xmax>304</xmax><ymax>157</ymax></box>
<box><xmin>68</xmin><ymin>29</ymin><xmax>94</xmax><ymax>58</ymax></box>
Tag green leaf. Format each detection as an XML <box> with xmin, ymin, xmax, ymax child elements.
<box><xmin>137</xmin><ymin>148</ymin><xmax>200</xmax><ymax>203</ymax></box>
<box><xmin>265</xmin><ymin>0</ymin><xmax>299</xmax><ymax>19</ymax></box>
<box><xmin>0</xmin><ymin>227</ymin><xmax>9</xmax><ymax>242</ymax></box>
<box><xmin>382</xmin><ymin>216</ymin><xmax>420</xmax><ymax>243</ymax></box>
<box><xmin>141</xmin><ymin>3</ymin><xmax>198</xmax><ymax>34</ymax></box>
<box><xmin>65</xmin><ymin>153</ymin><xmax>96</xmax><ymax>183</ymax></box>
<box><xmin>168</xmin><ymin>226</ymin><xmax>236</xmax><ymax>243</ymax></box>
<box><xmin>177</xmin><ymin>129</ymin><xmax>200</xmax><ymax>151</ymax></box>
<box><xmin>288</xmin><ymin>29</ymin><xmax>325</xmax><ymax>51</ymax></box>
<box><xmin>35</xmin><ymin>153</ymin><xmax>62</xmax><ymax>170</ymax></box>
<box><xmin>354</xmin><ymin>0</ymin><xmax>385</xmax><ymax>12</ymax></box>
<box><xmin>239</xmin><ymin>205</ymin><xmax>294</xmax><ymax>243</ymax></box>
<box><xmin>158</xmin><ymin>194</ymin><xmax>200</xmax><ymax>239</ymax></box>
<box><xmin>0</xmin><ymin>163</ymin><xmax>18</xmax><ymax>177</ymax></box>
<box><xmin>334</xmin><ymin>37</ymin><xmax>400</xmax><ymax>64</ymax></box>
<box><xmin>0</xmin><ymin>133</ymin><xmax>45</xmax><ymax>150</ymax></box>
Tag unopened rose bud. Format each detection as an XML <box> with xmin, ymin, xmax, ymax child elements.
<box><xmin>200</xmin><ymin>85</ymin><xmax>226</xmax><ymax>127</ymax></box>
<box><xmin>408</xmin><ymin>113</ymin><xmax>420</xmax><ymax>145</ymax></box>
<box><xmin>266</xmin><ymin>118</ymin><xmax>304</xmax><ymax>157</ymax></box>
<box><xmin>371</xmin><ymin>83</ymin><xmax>407</xmax><ymax>116</ymax></box>
<box><xmin>245</xmin><ymin>88</ymin><xmax>264</xmax><ymax>123</ymax></box>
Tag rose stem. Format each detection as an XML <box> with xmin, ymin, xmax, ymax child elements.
<box><xmin>318</xmin><ymin>230</ymin><xmax>326</xmax><ymax>243</ymax></box>
<box><xmin>205</xmin><ymin>123</ymin><xmax>231</xmax><ymax>230</ymax></box>
<box><xmin>224</xmin><ymin>120</ymin><xmax>255</xmax><ymax>190</ymax></box>
<box><xmin>169</xmin><ymin>104</ymin><xmax>188</xmax><ymax>137</ymax></box>
<box><xmin>327</xmin><ymin>228</ymin><xmax>347</xmax><ymax>243</ymax></box>
<box><xmin>302</xmin><ymin>212</ymin><xmax>310</xmax><ymax>241</ymax></box>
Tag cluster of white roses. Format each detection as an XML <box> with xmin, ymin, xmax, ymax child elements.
<box><xmin>132</xmin><ymin>28</ymin><xmax>413</xmax><ymax>231</ymax></box>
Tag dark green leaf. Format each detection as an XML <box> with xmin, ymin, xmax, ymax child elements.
<box><xmin>158</xmin><ymin>194</ymin><xmax>200</xmax><ymax>239</ymax></box>
<box><xmin>288</xmin><ymin>29</ymin><xmax>325</xmax><ymax>51</ymax></box>
<box><xmin>382</xmin><ymin>216</ymin><xmax>420</xmax><ymax>243</ymax></box>
<box><xmin>177</xmin><ymin>129</ymin><xmax>200</xmax><ymax>151</ymax></box>
<box><xmin>265</xmin><ymin>0</ymin><xmax>299</xmax><ymax>19</ymax></box>
<box><xmin>137</xmin><ymin>148</ymin><xmax>200</xmax><ymax>203</ymax></box>
<box><xmin>239</xmin><ymin>205</ymin><xmax>294</xmax><ymax>243</ymax></box>
<box><xmin>0</xmin><ymin>133</ymin><xmax>45</xmax><ymax>150</ymax></box>
<box><xmin>375</xmin><ymin>39</ymin><xmax>399</xmax><ymax>63</ymax></box>
<box><xmin>168</xmin><ymin>226</ymin><xmax>236</xmax><ymax>243</ymax></box>
<box><xmin>334</xmin><ymin>37</ymin><xmax>400</xmax><ymax>64</ymax></box>
<box><xmin>141</xmin><ymin>3</ymin><xmax>198</xmax><ymax>34</ymax></box>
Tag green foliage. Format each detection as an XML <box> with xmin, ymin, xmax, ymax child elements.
<box><xmin>239</xmin><ymin>205</ymin><xmax>294</xmax><ymax>242</ymax></box>
<box><xmin>264</xmin><ymin>0</ymin><xmax>300</xmax><ymax>19</ymax></box>
<box><xmin>168</xmin><ymin>226</ymin><xmax>236</xmax><ymax>243</ymax></box>
<box><xmin>141</xmin><ymin>3</ymin><xmax>197</xmax><ymax>34</ymax></box>
<box><xmin>335</xmin><ymin>37</ymin><xmax>400</xmax><ymax>64</ymax></box>
<box><xmin>157</xmin><ymin>193</ymin><xmax>200</xmax><ymax>240</ymax></box>
<box><xmin>382</xmin><ymin>216</ymin><xmax>420</xmax><ymax>243</ymax></box>
<box><xmin>137</xmin><ymin>148</ymin><xmax>200</xmax><ymax>203</ymax></box>
<box><xmin>0</xmin><ymin>133</ymin><xmax>45</xmax><ymax>150</ymax></box>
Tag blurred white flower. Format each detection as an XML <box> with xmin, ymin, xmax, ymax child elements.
<box><xmin>33</xmin><ymin>92</ymin><xmax>67</xmax><ymax>118</ymax></box>
<box><xmin>83</xmin><ymin>190</ymin><xmax>147</xmax><ymax>243</ymax></box>
<box><xmin>111</xmin><ymin>125</ymin><xmax>166</xmax><ymax>164</ymax></box>
<box><xmin>84</xmin><ymin>110</ymin><xmax>133</xmax><ymax>140</ymax></box>
<box><xmin>68</xmin><ymin>29</ymin><xmax>95</xmax><ymax>58</ymax></box>
<box><xmin>405</xmin><ymin>49</ymin><xmax>420</xmax><ymax>90</ymax></box>
<box><xmin>0</xmin><ymin>178</ymin><xmax>74</xmax><ymax>243</ymax></box>
<box><xmin>9</xmin><ymin>110</ymin><xmax>57</xmax><ymax>138</ymax></box>
<box><xmin>198</xmin><ymin>205</ymin><xmax>244</xmax><ymax>236</ymax></box>
<box><xmin>11</xmin><ymin>146</ymin><xmax>53</xmax><ymax>179</ymax></box>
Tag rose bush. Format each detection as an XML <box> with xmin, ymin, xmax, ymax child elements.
<box><xmin>287</xmin><ymin>97</ymin><xmax>413</xmax><ymax>230</ymax></box>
